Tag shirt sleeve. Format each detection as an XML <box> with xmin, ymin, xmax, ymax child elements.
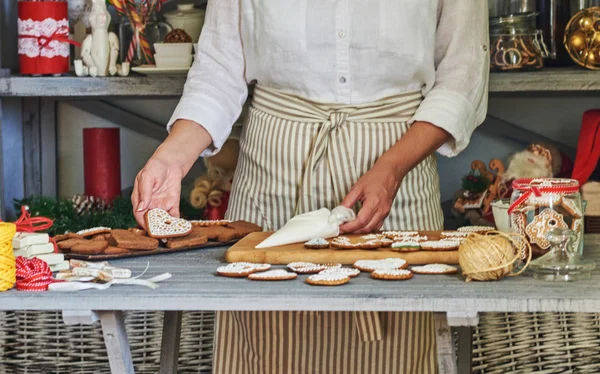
<box><xmin>166</xmin><ymin>0</ymin><xmax>248</xmax><ymax>157</ymax></box>
<box><xmin>411</xmin><ymin>0</ymin><xmax>489</xmax><ymax>157</ymax></box>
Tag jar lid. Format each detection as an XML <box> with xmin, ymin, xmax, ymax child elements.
<box><xmin>165</xmin><ymin>4</ymin><xmax>205</xmax><ymax>19</ymax></box>
<box><xmin>490</xmin><ymin>12</ymin><xmax>538</xmax><ymax>26</ymax></box>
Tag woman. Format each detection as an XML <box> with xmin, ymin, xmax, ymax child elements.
<box><xmin>133</xmin><ymin>1</ymin><xmax>488</xmax><ymax>373</ymax></box>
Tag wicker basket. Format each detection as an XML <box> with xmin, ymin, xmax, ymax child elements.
<box><xmin>473</xmin><ymin>312</ymin><xmax>600</xmax><ymax>373</ymax></box>
<box><xmin>0</xmin><ymin>311</ymin><xmax>214</xmax><ymax>374</ymax></box>
<box><xmin>585</xmin><ymin>216</ymin><xmax>600</xmax><ymax>234</ymax></box>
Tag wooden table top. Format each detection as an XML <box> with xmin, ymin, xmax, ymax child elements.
<box><xmin>1</xmin><ymin>235</ymin><xmax>599</xmax><ymax>315</ymax></box>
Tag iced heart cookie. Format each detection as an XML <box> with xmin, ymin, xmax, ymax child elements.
<box><xmin>145</xmin><ymin>208</ymin><xmax>192</xmax><ymax>239</ymax></box>
<box><xmin>371</xmin><ymin>269</ymin><xmax>413</xmax><ymax>280</ymax></box>
<box><xmin>411</xmin><ymin>264</ymin><xmax>458</xmax><ymax>275</ymax></box>
<box><xmin>248</xmin><ymin>270</ymin><xmax>298</xmax><ymax>281</ymax></box>
<box><xmin>306</xmin><ymin>273</ymin><xmax>350</xmax><ymax>286</ymax></box>
<box><xmin>319</xmin><ymin>267</ymin><xmax>361</xmax><ymax>278</ymax></box>
<box><xmin>391</xmin><ymin>241</ymin><xmax>421</xmax><ymax>252</ymax></box>
<box><xmin>419</xmin><ymin>240</ymin><xmax>460</xmax><ymax>251</ymax></box>
<box><xmin>304</xmin><ymin>238</ymin><xmax>330</xmax><ymax>249</ymax></box>
<box><xmin>353</xmin><ymin>258</ymin><xmax>408</xmax><ymax>272</ymax></box>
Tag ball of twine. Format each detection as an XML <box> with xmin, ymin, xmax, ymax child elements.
<box><xmin>459</xmin><ymin>231</ymin><xmax>532</xmax><ymax>282</ymax></box>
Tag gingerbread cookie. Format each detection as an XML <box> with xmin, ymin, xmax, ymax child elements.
<box><xmin>305</xmin><ymin>273</ymin><xmax>350</xmax><ymax>286</ymax></box>
<box><xmin>571</xmin><ymin>218</ymin><xmax>583</xmax><ymax>252</ymax></box>
<box><xmin>561</xmin><ymin>198</ymin><xmax>583</xmax><ymax>219</ymax></box>
<box><xmin>388</xmin><ymin>234</ymin><xmax>429</xmax><ymax>242</ymax></box>
<box><xmin>419</xmin><ymin>240</ymin><xmax>460</xmax><ymax>251</ymax></box>
<box><xmin>248</xmin><ymin>270</ymin><xmax>297</xmax><ymax>281</ymax></box>
<box><xmin>71</xmin><ymin>240</ymin><xmax>109</xmax><ymax>255</ymax></box>
<box><xmin>390</xmin><ymin>241</ymin><xmax>421</xmax><ymax>252</ymax></box>
<box><xmin>166</xmin><ymin>230</ymin><xmax>209</xmax><ymax>249</ymax></box>
<box><xmin>287</xmin><ymin>262</ymin><xmax>328</xmax><ymax>274</ymax></box>
<box><xmin>331</xmin><ymin>236</ymin><xmax>390</xmax><ymax>249</ymax></box>
<box><xmin>525</xmin><ymin>208</ymin><xmax>568</xmax><ymax>249</ymax></box>
<box><xmin>382</xmin><ymin>231</ymin><xmax>419</xmax><ymax>238</ymax></box>
<box><xmin>319</xmin><ymin>267</ymin><xmax>361</xmax><ymax>278</ymax></box>
<box><xmin>103</xmin><ymin>246</ymin><xmax>133</xmax><ymax>255</ymax></box>
<box><xmin>440</xmin><ymin>231</ymin><xmax>468</xmax><ymax>239</ymax></box>
<box><xmin>190</xmin><ymin>220</ymin><xmax>232</xmax><ymax>227</ymax></box>
<box><xmin>54</xmin><ymin>233</ymin><xmax>84</xmax><ymax>242</ymax></box>
<box><xmin>145</xmin><ymin>208</ymin><xmax>192</xmax><ymax>239</ymax></box>
<box><xmin>411</xmin><ymin>264</ymin><xmax>458</xmax><ymax>275</ymax></box>
<box><xmin>371</xmin><ymin>269</ymin><xmax>413</xmax><ymax>280</ymax></box>
<box><xmin>109</xmin><ymin>229</ymin><xmax>159</xmax><ymax>251</ymax></box>
<box><xmin>457</xmin><ymin>226</ymin><xmax>494</xmax><ymax>234</ymax></box>
<box><xmin>304</xmin><ymin>238</ymin><xmax>330</xmax><ymax>249</ymax></box>
<box><xmin>353</xmin><ymin>258</ymin><xmax>408</xmax><ymax>272</ymax></box>
<box><xmin>128</xmin><ymin>228</ymin><xmax>147</xmax><ymax>236</ymax></box>
<box><xmin>57</xmin><ymin>238</ymin><xmax>88</xmax><ymax>251</ymax></box>
<box><xmin>217</xmin><ymin>263</ymin><xmax>259</xmax><ymax>278</ymax></box>
<box><xmin>76</xmin><ymin>227</ymin><xmax>111</xmax><ymax>238</ymax></box>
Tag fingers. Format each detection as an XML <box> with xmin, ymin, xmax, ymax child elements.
<box><xmin>132</xmin><ymin>170</ymin><xmax>154</xmax><ymax>229</ymax></box>
<box><xmin>340</xmin><ymin>186</ymin><xmax>361</xmax><ymax>209</ymax></box>
<box><xmin>168</xmin><ymin>204</ymin><xmax>181</xmax><ymax>218</ymax></box>
<box><xmin>340</xmin><ymin>198</ymin><xmax>390</xmax><ymax>234</ymax></box>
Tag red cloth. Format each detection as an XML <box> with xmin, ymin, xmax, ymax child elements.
<box><xmin>572</xmin><ymin>110</ymin><xmax>600</xmax><ymax>185</ymax></box>
<box><xmin>83</xmin><ymin>128</ymin><xmax>122</xmax><ymax>202</ymax></box>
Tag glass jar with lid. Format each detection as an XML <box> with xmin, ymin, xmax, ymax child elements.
<box><xmin>489</xmin><ymin>12</ymin><xmax>549</xmax><ymax>71</ymax></box>
<box><xmin>508</xmin><ymin>178</ymin><xmax>585</xmax><ymax>258</ymax></box>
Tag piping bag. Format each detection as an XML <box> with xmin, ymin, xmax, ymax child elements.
<box><xmin>255</xmin><ymin>206</ymin><xmax>356</xmax><ymax>248</ymax></box>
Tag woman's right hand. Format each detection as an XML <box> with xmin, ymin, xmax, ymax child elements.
<box><xmin>132</xmin><ymin>156</ymin><xmax>184</xmax><ymax>228</ymax></box>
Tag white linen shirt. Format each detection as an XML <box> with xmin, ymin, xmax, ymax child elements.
<box><xmin>168</xmin><ymin>0</ymin><xmax>489</xmax><ymax>157</ymax></box>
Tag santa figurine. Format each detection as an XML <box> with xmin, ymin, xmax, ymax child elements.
<box><xmin>503</xmin><ymin>143</ymin><xmax>573</xmax><ymax>183</ymax></box>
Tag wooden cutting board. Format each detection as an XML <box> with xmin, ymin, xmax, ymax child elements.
<box><xmin>225</xmin><ymin>231</ymin><xmax>459</xmax><ymax>265</ymax></box>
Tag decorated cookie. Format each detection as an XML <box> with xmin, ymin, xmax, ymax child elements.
<box><xmin>248</xmin><ymin>270</ymin><xmax>298</xmax><ymax>281</ymax></box>
<box><xmin>571</xmin><ymin>218</ymin><xmax>583</xmax><ymax>252</ymax></box>
<box><xmin>411</xmin><ymin>264</ymin><xmax>458</xmax><ymax>275</ymax></box>
<box><xmin>353</xmin><ymin>258</ymin><xmax>408</xmax><ymax>272</ymax></box>
<box><xmin>525</xmin><ymin>208</ymin><xmax>568</xmax><ymax>249</ymax></box>
<box><xmin>440</xmin><ymin>231</ymin><xmax>469</xmax><ymax>238</ymax></box>
<box><xmin>390</xmin><ymin>241</ymin><xmax>421</xmax><ymax>252</ymax></box>
<box><xmin>457</xmin><ymin>226</ymin><xmax>495</xmax><ymax>234</ymax></box>
<box><xmin>419</xmin><ymin>240</ymin><xmax>461</xmax><ymax>251</ymax></box>
<box><xmin>145</xmin><ymin>208</ymin><xmax>192</xmax><ymax>239</ymax></box>
<box><xmin>217</xmin><ymin>263</ymin><xmax>262</xmax><ymax>278</ymax></box>
<box><xmin>319</xmin><ymin>267</ymin><xmax>361</xmax><ymax>278</ymax></box>
<box><xmin>331</xmin><ymin>235</ymin><xmax>390</xmax><ymax>249</ymax></box>
<box><xmin>304</xmin><ymin>238</ymin><xmax>330</xmax><ymax>249</ymax></box>
<box><xmin>287</xmin><ymin>262</ymin><xmax>328</xmax><ymax>274</ymax></box>
<box><xmin>382</xmin><ymin>231</ymin><xmax>419</xmax><ymax>238</ymax></box>
<box><xmin>305</xmin><ymin>273</ymin><xmax>351</xmax><ymax>286</ymax></box>
<box><xmin>371</xmin><ymin>269</ymin><xmax>413</xmax><ymax>280</ymax></box>
<box><xmin>190</xmin><ymin>220</ymin><xmax>232</xmax><ymax>227</ymax></box>
<box><xmin>560</xmin><ymin>198</ymin><xmax>583</xmax><ymax>219</ymax></box>
<box><xmin>76</xmin><ymin>227</ymin><xmax>111</xmax><ymax>238</ymax></box>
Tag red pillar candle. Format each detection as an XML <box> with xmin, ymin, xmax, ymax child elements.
<box><xmin>83</xmin><ymin>128</ymin><xmax>121</xmax><ymax>201</ymax></box>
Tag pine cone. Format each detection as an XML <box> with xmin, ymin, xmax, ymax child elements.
<box><xmin>71</xmin><ymin>194</ymin><xmax>112</xmax><ymax>216</ymax></box>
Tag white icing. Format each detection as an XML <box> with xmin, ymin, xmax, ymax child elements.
<box><xmin>361</xmin><ymin>234</ymin><xmax>381</xmax><ymax>240</ymax></box>
<box><xmin>354</xmin><ymin>258</ymin><xmax>406</xmax><ymax>271</ymax></box>
<box><xmin>248</xmin><ymin>270</ymin><xmax>297</xmax><ymax>279</ymax></box>
<box><xmin>440</xmin><ymin>231</ymin><xmax>468</xmax><ymax>237</ymax></box>
<box><xmin>319</xmin><ymin>267</ymin><xmax>361</xmax><ymax>277</ymax></box>
<box><xmin>217</xmin><ymin>264</ymin><xmax>256</xmax><ymax>274</ymax></box>
<box><xmin>411</xmin><ymin>264</ymin><xmax>457</xmax><ymax>274</ymax></box>
<box><xmin>76</xmin><ymin>227</ymin><xmax>111</xmax><ymax>235</ymax></box>
<box><xmin>457</xmin><ymin>226</ymin><xmax>494</xmax><ymax>233</ymax></box>
<box><xmin>287</xmin><ymin>262</ymin><xmax>327</xmax><ymax>272</ymax></box>
<box><xmin>391</xmin><ymin>241</ymin><xmax>420</xmax><ymax>248</ymax></box>
<box><xmin>190</xmin><ymin>220</ymin><xmax>232</xmax><ymax>225</ymax></box>
<box><xmin>307</xmin><ymin>273</ymin><xmax>349</xmax><ymax>282</ymax></box>
<box><xmin>147</xmin><ymin>209</ymin><xmax>192</xmax><ymax>237</ymax></box>
<box><xmin>305</xmin><ymin>238</ymin><xmax>329</xmax><ymax>245</ymax></box>
<box><xmin>372</xmin><ymin>269</ymin><xmax>412</xmax><ymax>276</ymax></box>
<box><xmin>390</xmin><ymin>235</ymin><xmax>428</xmax><ymax>242</ymax></box>
<box><xmin>420</xmin><ymin>240</ymin><xmax>461</xmax><ymax>249</ymax></box>
<box><xmin>383</xmin><ymin>231</ymin><xmax>419</xmax><ymax>236</ymax></box>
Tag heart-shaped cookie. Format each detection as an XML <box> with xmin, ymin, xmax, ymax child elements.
<box><xmin>145</xmin><ymin>208</ymin><xmax>192</xmax><ymax>239</ymax></box>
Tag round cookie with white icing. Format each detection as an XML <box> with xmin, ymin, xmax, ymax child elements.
<box><xmin>217</xmin><ymin>263</ymin><xmax>260</xmax><ymax>278</ymax></box>
<box><xmin>304</xmin><ymin>238</ymin><xmax>330</xmax><ymax>249</ymax></box>
<box><xmin>411</xmin><ymin>264</ymin><xmax>458</xmax><ymax>275</ymax></box>
<box><xmin>319</xmin><ymin>267</ymin><xmax>361</xmax><ymax>278</ymax></box>
<box><xmin>353</xmin><ymin>258</ymin><xmax>408</xmax><ymax>272</ymax></box>
<box><xmin>440</xmin><ymin>231</ymin><xmax>468</xmax><ymax>238</ymax></box>
<box><xmin>457</xmin><ymin>226</ymin><xmax>494</xmax><ymax>234</ymax></box>
<box><xmin>371</xmin><ymin>269</ymin><xmax>413</xmax><ymax>280</ymax></box>
<box><xmin>391</xmin><ymin>241</ymin><xmax>421</xmax><ymax>252</ymax></box>
<box><xmin>248</xmin><ymin>270</ymin><xmax>298</xmax><ymax>281</ymax></box>
<box><xmin>305</xmin><ymin>273</ymin><xmax>351</xmax><ymax>286</ymax></box>
<box><xmin>287</xmin><ymin>262</ymin><xmax>328</xmax><ymax>274</ymax></box>
<box><xmin>419</xmin><ymin>240</ymin><xmax>461</xmax><ymax>251</ymax></box>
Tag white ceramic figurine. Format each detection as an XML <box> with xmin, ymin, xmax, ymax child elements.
<box><xmin>75</xmin><ymin>0</ymin><xmax>129</xmax><ymax>77</ymax></box>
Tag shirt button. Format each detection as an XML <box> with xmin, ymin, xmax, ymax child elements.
<box><xmin>483</xmin><ymin>45</ymin><xmax>488</xmax><ymax>51</ymax></box>
<box><xmin>338</xmin><ymin>30</ymin><xmax>346</xmax><ymax>39</ymax></box>
<box><xmin>339</xmin><ymin>76</ymin><xmax>347</xmax><ymax>84</ymax></box>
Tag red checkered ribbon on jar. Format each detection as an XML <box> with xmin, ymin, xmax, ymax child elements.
<box><xmin>508</xmin><ymin>178</ymin><xmax>580</xmax><ymax>215</ymax></box>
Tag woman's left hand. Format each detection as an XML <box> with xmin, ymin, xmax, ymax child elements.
<box><xmin>339</xmin><ymin>160</ymin><xmax>403</xmax><ymax>234</ymax></box>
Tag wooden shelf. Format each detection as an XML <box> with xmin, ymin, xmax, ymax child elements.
<box><xmin>1</xmin><ymin>68</ymin><xmax>600</xmax><ymax>97</ymax></box>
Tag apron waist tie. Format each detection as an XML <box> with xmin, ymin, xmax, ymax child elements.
<box><xmin>253</xmin><ymin>85</ymin><xmax>423</xmax><ymax>342</ymax></box>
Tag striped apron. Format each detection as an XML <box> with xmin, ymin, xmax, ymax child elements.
<box><xmin>218</xmin><ymin>85</ymin><xmax>444</xmax><ymax>374</ymax></box>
